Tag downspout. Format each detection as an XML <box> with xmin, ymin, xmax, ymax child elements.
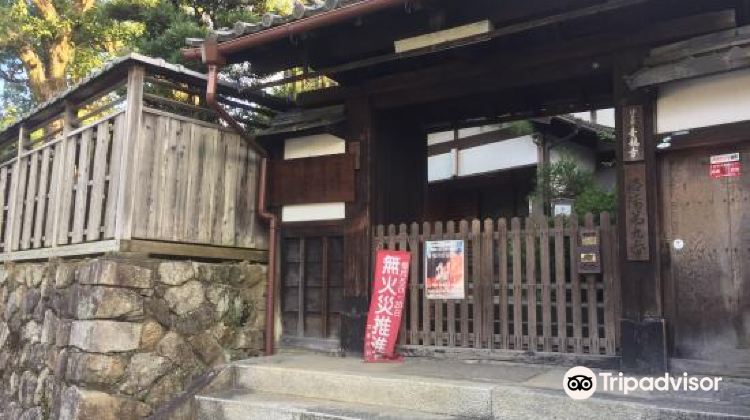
<box><xmin>204</xmin><ymin>51</ymin><xmax>278</xmax><ymax>356</ymax></box>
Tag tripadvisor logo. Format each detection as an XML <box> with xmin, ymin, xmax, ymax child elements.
<box><xmin>563</xmin><ymin>366</ymin><xmax>597</xmax><ymax>400</ymax></box>
<box><xmin>563</xmin><ymin>366</ymin><xmax>723</xmax><ymax>400</ymax></box>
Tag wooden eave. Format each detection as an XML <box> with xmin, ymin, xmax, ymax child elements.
<box><xmin>256</xmin><ymin>105</ymin><xmax>346</xmax><ymax>137</ymax></box>
<box><xmin>628</xmin><ymin>25</ymin><xmax>750</xmax><ymax>88</ymax></box>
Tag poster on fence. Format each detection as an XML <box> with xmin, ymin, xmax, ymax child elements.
<box><xmin>364</xmin><ymin>250</ymin><xmax>411</xmax><ymax>363</ymax></box>
<box><xmin>424</xmin><ymin>240</ymin><xmax>465</xmax><ymax>300</ymax></box>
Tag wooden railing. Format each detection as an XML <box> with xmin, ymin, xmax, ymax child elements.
<box><xmin>0</xmin><ymin>64</ymin><xmax>267</xmax><ymax>262</ymax></box>
<box><xmin>0</xmin><ymin>112</ymin><xmax>124</xmax><ymax>253</ymax></box>
<box><xmin>373</xmin><ymin>212</ymin><xmax>621</xmax><ymax>356</ymax></box>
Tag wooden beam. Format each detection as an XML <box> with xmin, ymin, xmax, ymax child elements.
<box><xmin>644</xmin><ymin>25</ymin><xmax>750</xmax><ymax>66</ymax></box>
<box><xmin>370</xmin><ymin>55</ymin><xmax>612</xmax><ymax>109</ymax></box>
<box><xmin>485</xmin><ymin>0</ymin><xmax>652</xmax><ymax>39</ymax></box>
<box><xmin>394</xmin><ymin>20</ymin><xmax>493</xmax><ymax>53</ymax></box>
<box><xmin>119</xmin><ymin>239</ymin><xmax>268</xmax><ymax>262</ymax></box>
<box><xmin>655</xmin><ymin>119</ymin><xmax>750</xmax><ymax>151</ymax></box>
<box><xmin>364</xmin><ymin>9</ymin><xmax>737</xmax><ymax>97</ymax></box>
<box><xmin>242</xmin><ymin>0</ymin><xmax>660</xmax><ymax>93</ymax></box>
<box><xmin>0</xmin><ymin>239</ymin><xmax>120</xmax><ymax>262</ymax></box>
<box><xmin>629</xmin><ymin>44</ymin><xmax>750</xmax><ymax>88</ymax></box>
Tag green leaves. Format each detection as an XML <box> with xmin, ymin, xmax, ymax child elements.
<box><xmin>0</xmin><ymin>0</ymin><xmax>283</xmax><ymax>129</ymax></box>
<box><xmin>532</xmin><ymin>155</ymin><xmax>617</xmax><ymax>219</ymax></box>
<box><xmin>534</xmin><ymin>156</ymin><xmax>594</xmax><ymax>200</ymax></box>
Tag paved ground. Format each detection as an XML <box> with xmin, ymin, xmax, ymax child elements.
<box><xmin>233</xmin><ymin>351</ymin><xmax>750</xmax><ymax>416</ymax></box>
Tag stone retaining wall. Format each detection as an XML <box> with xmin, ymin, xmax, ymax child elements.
<box><xmin>0</xmin><ymin>256</ymin><xmax>266</xmax><ymax>419</ymax></box>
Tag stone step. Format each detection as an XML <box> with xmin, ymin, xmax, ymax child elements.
<box><xmin>215</xmin><ymin>355</ymin><xmax>750</xmax><ymax>420</ymax></box>
<box><xmin>196</xmin><ymin>390</ymin><xmax>465</xmax><ymax>420</ymax></box>
<box><xmin>232</xmin><ymin>361</ymin><xmax>495</xmax><ymax>418</ymax></box>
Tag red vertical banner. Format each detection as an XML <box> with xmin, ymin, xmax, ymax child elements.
<box><xmin>364</xmin><ymin>250</ymin><xmax>411</xmax><ymax>362</ymax></box>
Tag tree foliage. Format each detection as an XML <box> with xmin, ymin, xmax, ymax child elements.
<box><xmin>0</xmin><ymin>0</ymin><xmax>145</xmax><ymax>102</ymax></box>
<box><xmin>0</xmin><ymin>0</ymin><xmax>290</xmax><ymax>130</ymax></box>
<box><xmin>532</xmin><ymin>156</ymin><xmax>616</xmax><ymax>218</ymax></box>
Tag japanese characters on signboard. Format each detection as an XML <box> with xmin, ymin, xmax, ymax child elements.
<box><xmin>364</xmin><ymin>250</ymin><xmax>410</xmax><ymax>363</ymax></box>
<box><xmin>710</xmin><ymin>153</ymin><xmax>741</xmax><ymax>179</ymax></box>
<box><xmin>622</xmin><ymin>105</ymin><xmax>645</xmax><ymax>162</ymax></box>
<box><xmin>424</xmin><ymin>240</ymin><xmax>465</xmax><ymax>300</ymax></box>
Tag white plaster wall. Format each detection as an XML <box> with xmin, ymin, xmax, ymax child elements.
<box><xmin>657</xmin><ymin>68</ymin><xmax>750</xmax><ymax>133</ymax></box>
<box><xmin>428</xmin><ymin>153</ymin><xmax>454</xmax><ymax>182</ymax></box>
<box><xmin>428</xmin><ymin>135</ymin><xmax>538</xmax><ymax>182</ymax></box>
<box><xmin>282</xmin><ymin>134</ymin><xmax>346</xmax><ymax>222</ymax></box>
<box><xmin>427</xmin><ymin>124</ymin><xmax>505</xmax><ymax>146</ymax></box>
<box><xmin>458</xmin><ymin>135</ymin><xmax>538</xmax><ymax>177</ymax></box>
<box><xmin>281</xmin><ymin>203</ymin><xmax>346</xmax><ymax>222</ymax></box>
<box><xmin>283</xmin><ymin>134</ymin><xmax>346</xmax><ymax>159</ymax></box>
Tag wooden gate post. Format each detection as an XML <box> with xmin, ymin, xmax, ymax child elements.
<box><xmin>340</xmin><ymin>95</ymin><xmax>372</xmax><ymax>354</ymax></box>
<box><xmin>614</xmin><ymin>51</ymin><xmax>668</xmax><ymax>373</ymax></box>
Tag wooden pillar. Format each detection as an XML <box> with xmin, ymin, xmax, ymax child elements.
<box><xmin>340</xmin><ymin>94</ymin><xmax>372</xmax><ymax>354</ymax></box>
<box><xmin>114</xmin><ymin>65</ymin><xmax>145</xmax><ymax>242</ymax></box>
<box><xmin>613</xmin><ymin>51</ymin><xmax>667</xmax><ymax>372</ymax></box>
<box><xmin>5</xmin><ymin>125</ymin><xmax>26</xmax><ymax>252</ymax></box>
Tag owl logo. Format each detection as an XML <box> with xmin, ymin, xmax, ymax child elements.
<box><xmin>563</xmin><ymin>366</ymin><xmax>597</xmax><ymax>400</ymax></box>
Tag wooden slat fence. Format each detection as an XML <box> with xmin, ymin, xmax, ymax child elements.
<box><xmin>0</xmin><ymin>64</ymin><xmax>269</xmax><ymax>262</ymax></box>
<box><xmin>373</xmin><ymin>213</ymin><xmax>621</xmax><ymax>356</ymax></box>
<box><xmin>0</xmin><ymin>111</ymin><xmax>125</xmax><ymax>252</ymax></box>
<box><xmin>0</xmin><ymin>107</ymin><xmax>266</xmax><ymax>258</ymax></box>
<box><xmin>130</xmin><ymin>109</ymin><xmax>264</xmax><ymax>249</ymax></box>
<box><xmin>57</xmin><ymin>112</ymin><xmax>126</xmax><ymax>247</ymax></box>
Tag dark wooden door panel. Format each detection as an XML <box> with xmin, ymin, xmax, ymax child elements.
<box><xmin>729</xmin><ymin>149</ymin><xmax>750</xmax><ymax>353</ymax></box>
<box><xmin>662</xmin><ymin>144</ymin><xmax>750</xmax><ymax>362</ymax></box>
<box><xmin>281</xmin><ymin>235</ymin><xmax>344</xmax><ymax>341</ymax></box>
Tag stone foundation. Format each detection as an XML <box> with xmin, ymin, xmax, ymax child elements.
<box><xmin>0</xmin><ymin>256</ymin><xmax>266</xmax><ymax>419</ymax></box>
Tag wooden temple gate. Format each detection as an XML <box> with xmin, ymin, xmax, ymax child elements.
<box><xmin>374</xmin><ymin>213</ymin><xmax>620</xmax><ymax>356</ymax></box>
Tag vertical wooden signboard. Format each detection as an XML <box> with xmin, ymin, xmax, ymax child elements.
<box><xmin>621</xmin><ymin>105</ymin><xmax>650</xmax><ymax>261</ymax></box>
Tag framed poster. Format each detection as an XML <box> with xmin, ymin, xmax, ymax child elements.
<box><xmin>424</xmin><ymin>240</ymin><xmax>465</xmax><ymax>300</ymax></box>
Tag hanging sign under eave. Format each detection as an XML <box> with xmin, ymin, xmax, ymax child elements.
<box><xmin>710</xmin><ymin>153</ymin><xmax>741</xmax><ymax>179</ymax></box>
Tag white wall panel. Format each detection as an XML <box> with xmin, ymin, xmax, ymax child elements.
<box><xmin>284</xmin><ymin>134</ymin><xmax>346</xmax><ymax>159</ymax></box>
<box><xmin>458</xmin><ymin>135</ymin><xmax>538</xmax><ymax>177</ymax></box>
<box><xmin>428</xmin><ymin>153</ymin><xmax>454</xmax><ymax>181</ymax></box>
<box><xmin>657</xmin><ymin>68</ymin><xmax>750</xmax><ymax>133</ymax></box>
<box><xmin>281</xmin><ymin>203</ymin><xmax>346</xmax><ymax>222</ymax></box>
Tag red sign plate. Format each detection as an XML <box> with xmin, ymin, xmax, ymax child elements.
<box><xmin>364</xmin><ymin>250</ymin><xmax>410</xmax><ymax>363</ymax></box>
<box><xmin>710</xmin><ymin>161</ymin><xmax>741</xmax><ymax>179</ymax></box>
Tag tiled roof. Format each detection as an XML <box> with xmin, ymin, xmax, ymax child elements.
<box><xmin>185</xmin><ymin>0</ymin><xmax>363</xmax><ymax>47</ymax></box>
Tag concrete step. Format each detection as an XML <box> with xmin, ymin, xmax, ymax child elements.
<box><xmin>196</xmin><ymin>389</ymin><xmax>465</xmax><ymax>420</ymax></box>
<box><xmin>232</xmin><ymin>361</ymin><xmax>495</xmax><ymax>418</ymax></box>
<box><xmin>199</xmin><ymin>355</ymin><xmax>750</xmax><ymax>420</ymax></box>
